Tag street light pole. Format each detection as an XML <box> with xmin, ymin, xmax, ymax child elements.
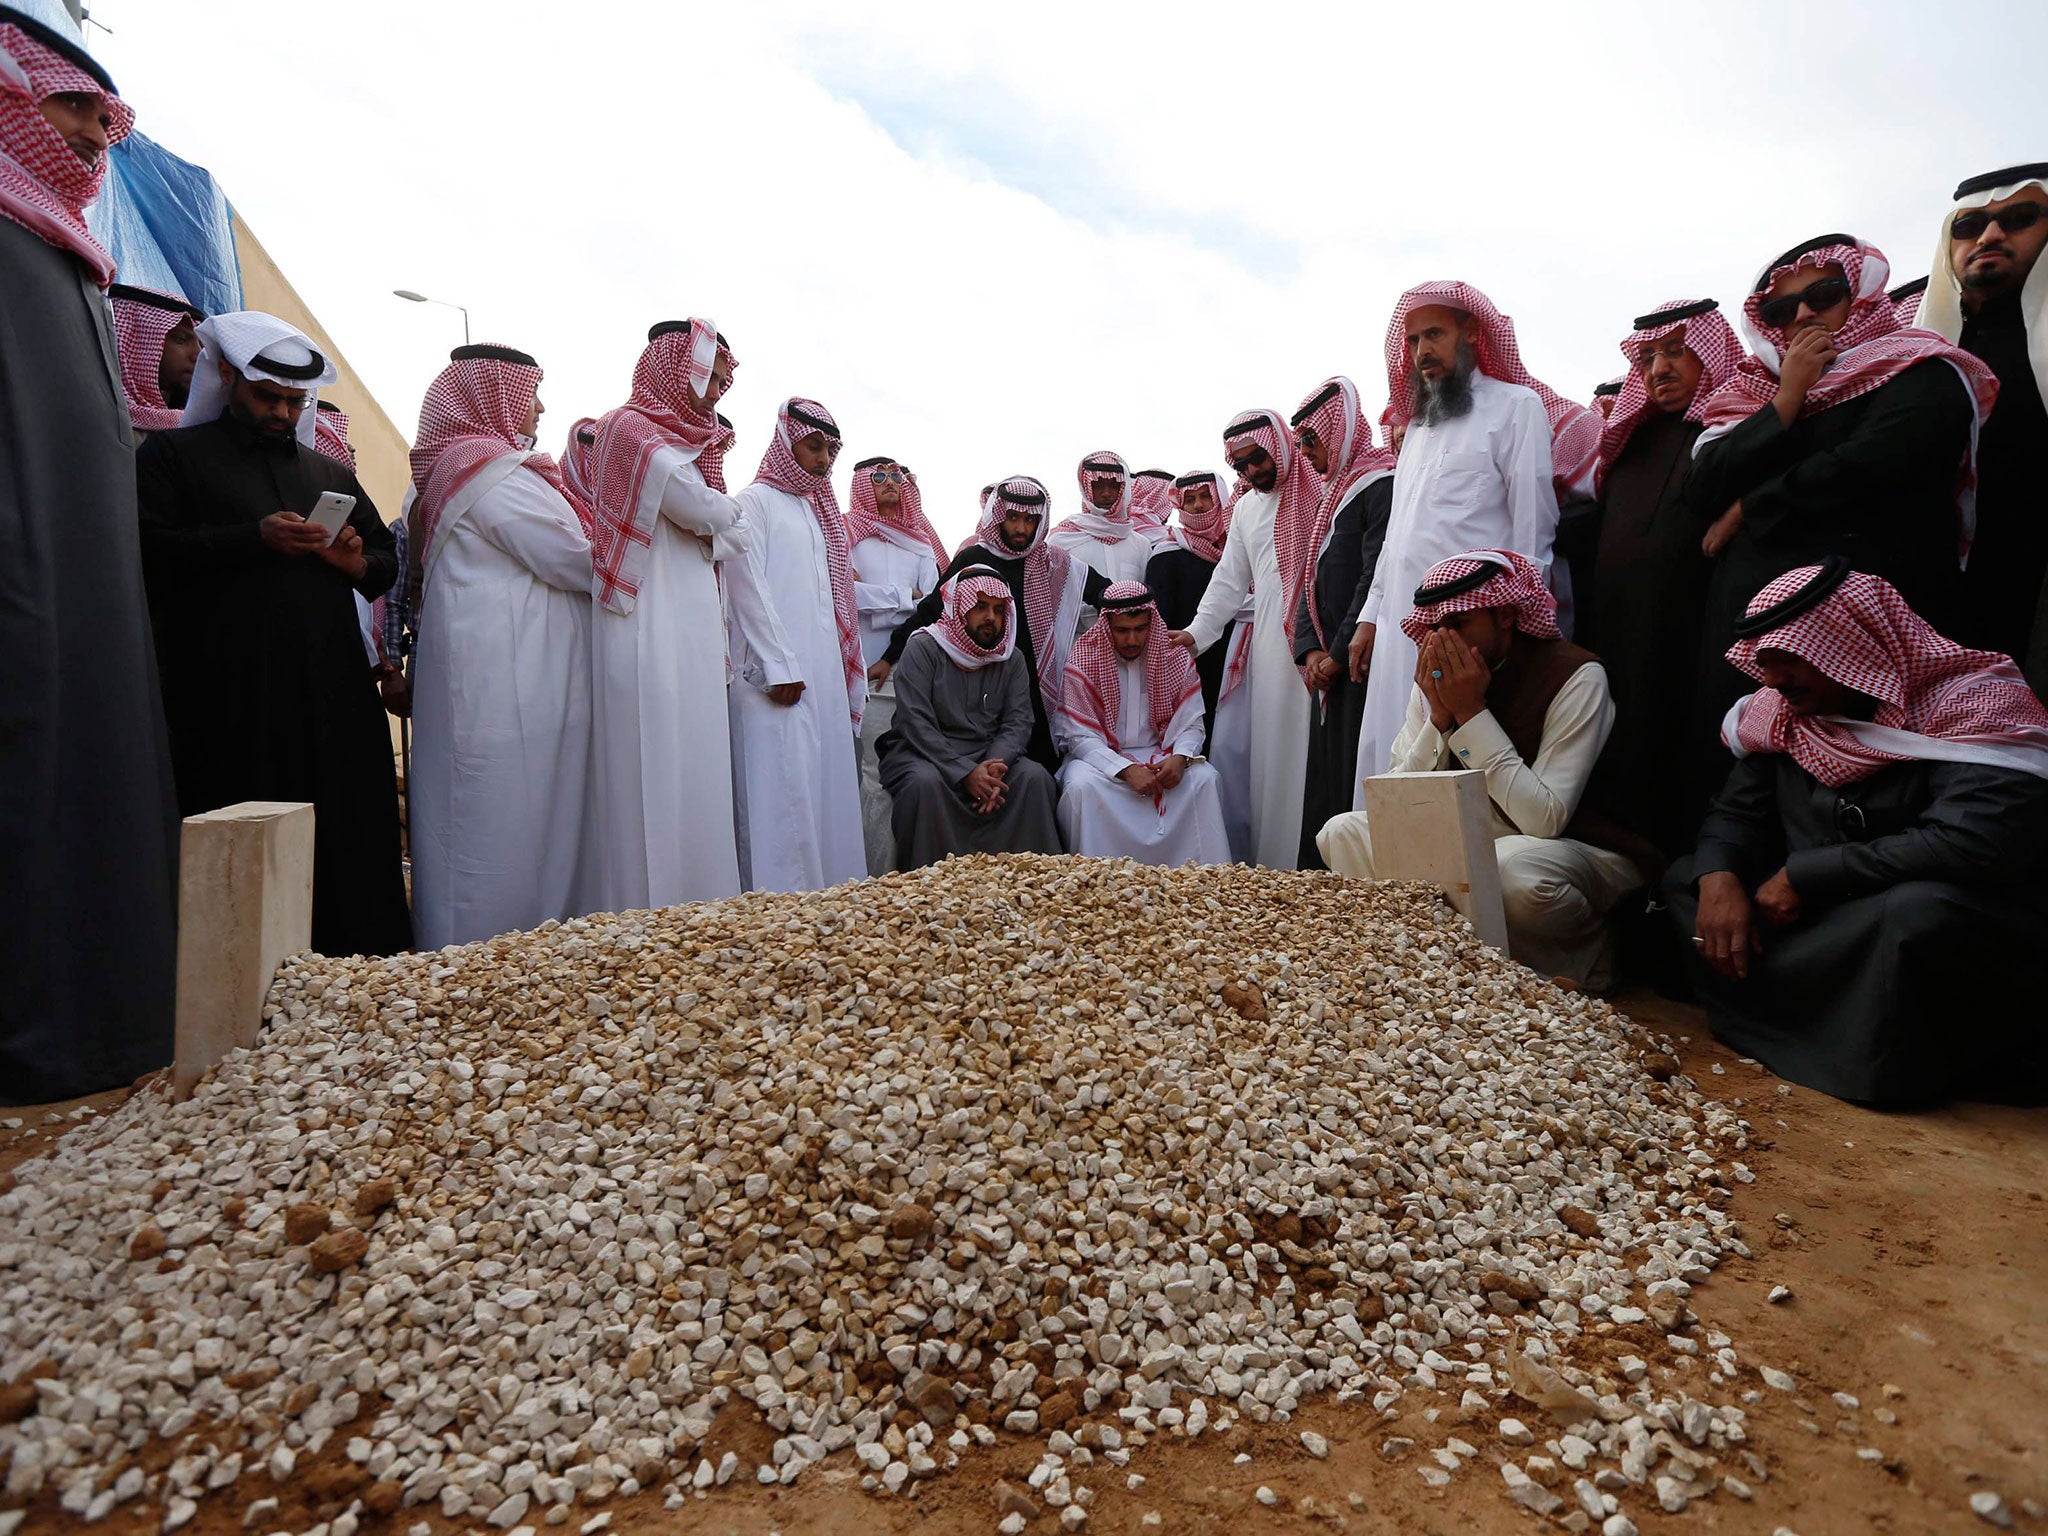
<box><xmin>392</xmin><ymin>289</ymin><xmax>470</xmax><ymax>344</ymax></box>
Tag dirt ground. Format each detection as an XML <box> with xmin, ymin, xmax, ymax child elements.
<box><xmin>2</xmin><ymin>989</ymin><xmax>2042</xmax><ymax>1536</ymax></box>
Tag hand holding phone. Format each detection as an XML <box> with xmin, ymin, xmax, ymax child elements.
<box><xmin>306</xmin><ymin>490</ymin><xmax>358</xmax><ymax>545</ymax></box>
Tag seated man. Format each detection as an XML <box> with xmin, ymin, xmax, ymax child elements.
<box><xmin>1056</xmin><ymin>582</ymin><xmax>1231</xmax><ymax>865</ymax></box>
<box><xmin>876</xmin><ymin>568</ymin><xmax>1062</xmax><ymax>869</ymax></box>
<box><xmin>1666</xmin><ymin>559</ymin><xmax>2048</xmax><ymax>1108</ymax></box>
<box><xmin>1318</xmin><ymin>550</ymin><xmax>1648</xmax><ymax>988</ymax></box>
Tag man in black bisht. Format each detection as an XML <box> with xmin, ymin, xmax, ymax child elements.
<box><xmin>1586</xmin><ymin>298</ymin><xmax>1741</xmax><ymax>859</ymax></box>
<box><xmin>138</xmin><ymin>312</ymin><xmax>412</xmax><ymax>957</ymax></box>
<box><xmin>1910</xmin><ymin>162</ymin><xmax>2048</xmax><ymax>692</ymax></box>
<box><xmin>0</xmin><ymin>7</ymin><xmax>179</xmax><ymax>1103</ymax></box>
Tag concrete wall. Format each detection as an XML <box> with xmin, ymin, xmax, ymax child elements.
<box><xmin>231</xmin><ymin>214</ymin><xmax>411</xmax><ymax>521</ymax></box>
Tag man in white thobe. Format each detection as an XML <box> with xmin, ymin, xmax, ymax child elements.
<box><xmin>1320</xmin><ymin>551</ymin><xmax>1646</xmax><ymax>988</ymax></box>
<box><xmin>1047</xmin><ymin>451</ymin><xmax>1155</xmax><ymax>587</ymax></box>
<box><xmin>1168</xmin><ymin>410</ymin><xmax>1318</xmax><ymax>869</ymax></box>
<box><xmin>585</xmin><ymin>318</ymin><xmax>784</xmax><ymax>912</ymax></box>
<box><xmin>1351</xmin><ymin>283</ymin><xmax>1572</xmax><ymax>806</ymax></box>
<box><xmin>728</xmin><ymin>398</ymin><xmax>868</xmax><ymax>893</ymax></box>
<box><xmin>1057</xmin><ymin>583</ymin><xmax>1229</xmax><ymax>864</ymax></box>
<box><xmin>406</xmin><ymin>343</ymin><xmax>594</xmax><ymax>948</ymax></box>
<box><xmin>849</xmin><ymin>456</ymin><xmax>946</xmax><ymax>875</ymax></box>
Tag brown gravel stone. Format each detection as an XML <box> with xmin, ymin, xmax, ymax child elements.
<box><xmin>126</xmin><ymin>1222</ymin><xmax>166</xmax><ymax>1261</ymax></box>
<box><xmin>284</xmin><ymin>1202</ymin><xmax>332</xmax><ymax>1245</ymax></box>
<box><xmin>308</xmin><ymin>1227</ymin><xmax>369</xmax><ymax>1273</ymax></box>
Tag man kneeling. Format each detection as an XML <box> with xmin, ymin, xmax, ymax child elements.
<box><xmin>876</xmin><ymin>568</ymin><xmax>1061</xmax><ymax>868</ymax></box>
<box><xmin>1666</xmin><ymin>559</ymin><xmax>2048</xmax><ymax>1108</ymax></box>
<box><xmin>1056</xmin><ymin>582</ymin><xmax>1231</xmax><ymax>864</ymax></box>
<box><xmin>1318</xmin><ymin>550</ymin><xmax>1646</xmax><ymax>988</ymax></box>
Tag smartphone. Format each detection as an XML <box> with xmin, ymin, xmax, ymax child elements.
<box><xmin>307</xmin><ymin>491</ymin><xmax>357</xmax><ymax>545</ymax></box>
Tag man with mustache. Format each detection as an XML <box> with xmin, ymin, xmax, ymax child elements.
<box><xmin>109</xmin><ymin>283</ymin><xmax>204</xmax><ymax>442</ymax></box>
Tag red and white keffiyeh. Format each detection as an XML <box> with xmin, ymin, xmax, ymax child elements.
<box><xmin>0</xmin><ymin>13</ymin><xmax>131</xmax><ymax>287</ymax></box>
<box><xmin>1592</xmin><ymin>379</ymin><xmax>1624</xmax><ymax>420</ymax></box>
<box><xmin>925</xmin><ymin>566</ymin><xmax>1016</xmax><ymax>671</ymax></box>
<box><xmin>409</xmin><ymin>343</ymin><xmax>581</xmax><ymax>592</ymax></box>
<box><xmin>1060</xmin><ymin>582</ymin><xmax>1201</xmax><ymax>761</ymax></box>
<box><xmin>1056</xmin><ymin>450</ymin><xmax>1137</xmax><ymax>545</ymax></box>
<box><xmin>1382</xmin><ymin>280</ymin><xmax>1603</xmax><ymax>501</ymax></box>
<box><xmin>846</xmin><ymin>455</ymin><xmax>947</xmax><ymax>566</ymax></box>
<box><xmin>1165</xmin><ymin>470</ymin><xmax>1230</xmax><ymax>563</ymax></box>
<box><xmin>1130</xmin><ymin>469</ymin><xmax>1174</xmax><ymax>541</ymax></box>
<box><xmin>313</xmin><ymin>401</ymin><xmax>355</xmax><ymax>468</ymax></box>
<box><xmin>752</xmin><ymin>397</ymin><xmax>865</xmax><ymax>727</ymax></box>
<box><xmin>1696</xmin><ymin>236</ymin><xmax>1999</xmax><ymax>557</ymax></box>
<box><xmin>1888</xmin><ymin>277</ymin><xmax>1929</xmax><ymax>329</ymax></box>
<box><xmin>1399</xmin><ymin>548</ymin><xmax>1563</xmax><ymax>647</ymax></box>
<box><xmin>1596</xmin><ymin>299</ymin><xmax>1743</xmax><ymax>494</ymax></box>
<box><xmin>957</xmin><ymin>475</ymin><xmax>1086</xmax><ymax>702</ymax></box>
<box><xmin>561</xmin><ymin>416</ymin><xmax>599</xmax><ymax>538</ymax></box>
<box><xmin>1289</xmin><ymin>376</ymin><xmax>1396</xmax><ymax>654</ymax></box>
<box><xmin>588</xmin><ymin>319</ymin><xmax>734</xmax><ymax>615</ymax></box>
<box><xmin>1723</xmin><ymin>563</ymin><xmax>2048</xmax><ymax>787</ymax></box>
<box><xmin>109</xmin><ymin>283</ymin><xmax>198</xmax><ymax>433</ymax></box>
<box><xmin>1221</xmin><ymin>405</ymin><xmax>1320</xmax><ymax>664</ymax></box>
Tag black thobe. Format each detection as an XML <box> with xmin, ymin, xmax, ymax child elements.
<box><xmin>137</xmin><ymin>418</ymin><xmax>412</xmax><ymax>957</ymax></box>
<box><xmin>1145</xmin><ymin>545</ymin><xmax>1232</xmax><ymax>746</ymax></box>
<box><xmin>1589</xmin><ymin>412</ymin><xmax>1712</xmax><ymax>859</ymax></box>
<box><xmin>1664</xmin><ymin>752</ymin><xmax>2048</xmax><ymax>1108</ymax></box>
<box><xmin>0</xmin><ymin>221</ymin><xmax>180</xmax><ymax>1105</ymax></box>
<box><xmin>1290</xmin><ymin>477</ymin><xmax>1393</xmax><ymax>868</ymax></box>
<box><xmin>1688</xmin><ymin>362</ymin><xmax>1974</xmax><ymax>751</ymax></box>
<box><xmin>1952</xmin><ymin>293</ymin><xmax>2048</xmax><ymax>675</ymax></box>
<box><xmin>882</xmin><ymin>544</ymin><xmax>1110</xmax><ymax>772</ymax></box>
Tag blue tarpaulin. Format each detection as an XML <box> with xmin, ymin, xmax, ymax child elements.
<box><xmin>92</xmin><ymin>131</ymin><xmax>242</xmax><ymax>315</ymax></box>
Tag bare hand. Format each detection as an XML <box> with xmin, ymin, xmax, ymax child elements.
<box><xmin>1117</xmin><ymin>762</ymin><xmax>1160</xmax><ymax>798</ymax></box>
<box><xmin>1695</xmin><ymin>870</ymin><xmax>1763</xmax><ymax>981</ymax></box>
<box><xmin>963</xmin><ymin>761</ymin><xmax>1007</xmax><ymax>814</ymax></box>
<box><xmin>1753</xmin><ymin>866</ymin><xmax>1802</xmax><ymax>928</ymax></box>
<box><xmin>317</xmin><ymin>524</ymin><xmax>368</xmax><ymax>580</ymax></box>
<box><xmin>1347</xmin><ymin>621</ymin><xmax>1375</xmax><ymax>683</ymax></box>
<box><xmin>1774</xmin><ymin>327</ymin><xmax>1839</xmax><ymax>421</ymax></box>
<box><xmin>1165</xmin><ymin>629</ymin><xmax>1198</xmax><ymax>654</ymax></box>
<box><xmin>1152</xmin><ymin>754</ymin><xmax>1186</xmax><ymax>793</ymax></box>
<box><xmin>1303</xmin><ymin>650</ymin><xmax>1341</xmax><ymax>690</ymax></box>
<box><xmin>375</xmin><ymin>665</ymin><xmax>412</xmax><ymax>719</ymax></box>
<box><xmin>261</xmin><ymin>511</ymin><xmax>331</xmax><ymax>557</ymax></box>
<box><xmin>1430</xmin><ymin>629</ymin><xmax>1492</xmax><ymax>727</ymax></box>
<box><xmin>866</xmin><ymin>659</ymin><xmax>892</xmax><ymax>688</ymax></box>
<box><xmin>1702</xmin><ymin>502</ymin><xmax>1744</xmax><ymax>558</ymax></box>
<box><xmin>767</xmin><ymin>681</ymin><xmax>807</xmax><ymax>707</ymax></box>
<box><xmin>1415</xmin><ymin>634</ymin><xmax>1455</xmax><ymax>733</ymax></box>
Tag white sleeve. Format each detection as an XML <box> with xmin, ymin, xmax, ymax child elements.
<box><xmin>1163</xmin><ymin>686</ymin><xmax>1209</xmax><ymax>760</ymax></box>
<box><xmin>723</xmin><ymin>492</ymin><xmax>801</xmax><ymax>689</ymax></box>
<box><xmin>1185</xmin><ymin>515</ymin><xmax>1254</xmax><ymax>654</ymax></box>
<box><xmin>1386</xmin><ymin>686</ymin><xmax>1448</xmax><ymax>775</ymax></box>
<box><xmin>1441</xmin><ymin>661</ymin><xmax>1612</xmax><ymax>837</ymax></box>
<box><xmin>1501</xmin><ymin>393</ymin><xmax>1560</xmax><ymax>572</ymax></box>
<box><xmin>658</xmin><ymin>456</ymin><xmax>746</xmax><ymax>558</ymax></box>
<box><xmin>470</xmin><ymin>482</ymin><xmax>594</xmax><ymax>594</ymax></box>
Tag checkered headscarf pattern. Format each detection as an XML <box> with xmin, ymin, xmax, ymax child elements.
<box><xmin>1290</xmin><ymin>376</ymin><xmax>1396</xmax><ymax>654</ymax></box>
<box><xmin>1221</xmin><ymin>405</ymin><xmax>1320</xmax><ymax>666</ymax></box>
<box><xmin>752</xmin><ymin>397</ymin><xmax>865</xmax><ymax>727</ymax></box>
<box><xmin>0</xmin><ymin>17</ymin><xmax>131</xmax><ymax>286</ymax></box>
<box><xmin>1382</xmin><ymin>280</ymin><xmax>1602</xmax><ymax>501</ymax></box>
<box><xmin>1165</xmin><ymin>471</ymin><xmax>1229</xmax><ymax>563</ymax></box>
<box><xmin>1724</xmin><ymin>566</ymin><xmax>2048</xmax><ymax>787</ymax></box>
<box><xmin>588</xmin><ymin>321</ymin><xmax>734</xmax><ymax>615</ymax></box>
<box><xmin>955</xmin><ymin>475</ymin><xmax>1081</xmax><ymax>702</ymax></box>
<box><xmin>561</xmin><ymin>416</ymin><xmax>599</xmax><ymax>537</ymax></box>
<box><xmin>1130</xmin><ymin>470</ymin><xmax>1173</xmax><ymax>540</ymax></box>
<box><xmin>1060</xmin><ymin>582</ymin><xmax>1199</xmax><ymax>764</ymax></box>
<box><xmin>1056</xmin><ymin>450</ymin><xmax>1137</xmax><ymax>545</ymax></box>
<box><xmin>1399</xmin><ymin>549</ymin><xmax>1562</xmax><ymax>647</ymax></box>
<box><xmin>313</xmin><ymin>402</ymin><xmax>355</xmax><ymax>469</ymax></box>
<box><xmin>847</xmin><ymin>459</ymin><xmax>946</xmax><ymax>566</ymax></box>
<box><xmin>1596</xmin><ymin>300</ymin><xmax>1742</xmax><ymax>494</ymax></box>
<box><xmin>926</xmin><ymin>568</ymin><xmax>1017</xmax><ymax>671</ymax></box>
<box><xmin>109</xmin><ymin>286</ymin><xmax>196</xmax><ymax>432</ymax></box>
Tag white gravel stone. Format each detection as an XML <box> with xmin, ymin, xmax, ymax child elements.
<box><xmin>1299</xmin><ymin>1431</ymin><xmax>1329</xmax><ymax>1459</ymax></box>
<box><xmin>1255</xmin><ymin>1487</ymin><xmax>1279</xmax><ymax>1506</ymax></box>
<box><xmin>1601</xmin><ymin>1518</ymin><xmax>1639</xmax><ymax>1536</ymax></box>
<box><xmin>1971</xmin><ymin>1492</ymin><xmax>2015</xmax><ymax>1529</ymax></box>
<box><xmin>1498</xmin><ymin>1417</ymin><xmax>1534</xmax><ymax>1446</ymax></box>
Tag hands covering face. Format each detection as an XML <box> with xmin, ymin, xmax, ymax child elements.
<box><xmin>1414</xmin><ymin>628</ymin><xmax>1491</xmax><ymax>732</ymax></box>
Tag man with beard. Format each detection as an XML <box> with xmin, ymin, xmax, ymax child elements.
<box><xmin>1590</xmin><ymin>298</ymin><xmax>1743</xmax><ymax>858</ymax></box>
<box><xmin>1911</xmin><ymin>164</ymin><xmax>2048</xmax><ymax>689</ymax></box>
<box><xmin>877</xmin><ymin>569</ymin><xmax>1062</xmax><ymax>867</ymax></box>
<box><xmin>878</xmin><ymin>476</ymin><xmax>1110</xmax><ymax>772</ymax></box>
<box><xmin>1688</xmin><ymin>235</ymin><xmax>1997</xmax><ymax>757</ymax></box>
<box><xmin>1</xmin><ymin>7</ymin><xmax>178</xmax><ymax>1102</ymax></box>
<box><xmin>1289</xmin><ymin>376</ymin><xmax>1396</xmax><ymax>866</ymax></box>
<box><xmin>1049</xmin><ymin>451</ymin><xmax>1154</xmax><ymax>586</ymax></box>
<box><xmin>110</xmin><ymin>282</ymin><xmax>203</xmax><ymax>442</ymax></box>
<box><xmin>138</xmin><ymin>312</ymin><xmax>410</xmax><ymax>956</ymax></box>
<box><xmin>1352</xmin><ymin>284</ymin><xmax>1567</xmax><ymax>799</ymax></box>
<box><xmin>1667</xmin><ymin>560</ymin><xmax>2048</xmax><ymax>1108</ymax></box>
<box><xmin>1168</xmin><ymin>409</ymin><xmax>1319</xmax><ymax>869</ymax></box>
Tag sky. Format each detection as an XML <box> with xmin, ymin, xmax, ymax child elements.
<box><xmin>84</xmin><ymin>0</ymin><xmax>2047</xmax><ymax>548</ymax></box>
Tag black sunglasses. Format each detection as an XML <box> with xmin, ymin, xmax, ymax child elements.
<box><xmin>1757</xmin><ymin>275</ymin><xmax>1852</xmax><ymax>329</ymax></box>
<box><xmin>868</xmin><ymin>467</ymin><xmax>905</xmax><ymax>484</ymax></box>
<box><xmin>1951</xmin><ymin>201</ymin><xmax>2048</xmax><ymax>241</ymax></box>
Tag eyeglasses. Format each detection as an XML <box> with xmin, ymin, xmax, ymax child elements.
<box><xmin>869</xmin><ymin>468</ymin><xmax>905</xmax><ymax>484</ymax></box>
<box><xmin>1951</xmin><ymin>202</ymin><xmax>2048</xmax><ymax>242</ymax></box>
<box><xmin>1756</xmin><ymin>275</ymin><xmax>1852</xmax><ymax>329</ymax></box>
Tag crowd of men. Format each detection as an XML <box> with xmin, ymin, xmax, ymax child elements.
<box><xmin>4</xmin><ymin>6</ymin><xmax>2047</xmax><ymax>1113</ymax></box>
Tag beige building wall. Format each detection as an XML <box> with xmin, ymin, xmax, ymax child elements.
<box><xmin>230</xmin><ymin>213</ymin><xmax>411</xmax><ymax>520</ymax></box>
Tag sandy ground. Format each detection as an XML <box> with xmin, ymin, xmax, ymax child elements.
<box><xmin>2</xmin><ymin>989</ymin><xmax>2043</xmax><ymax>1536</ymax></box>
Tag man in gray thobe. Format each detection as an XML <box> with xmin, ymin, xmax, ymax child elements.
<box><xmin>876</xmin><ymin>568</ymin><xmax>1061</xmax><ymax>868</ymax></box>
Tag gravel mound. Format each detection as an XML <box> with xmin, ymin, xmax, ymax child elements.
<box><xmin>0</xmin><ymin>855</ymin><xmax>1751</xmax><ymax>1527</ymax></box>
